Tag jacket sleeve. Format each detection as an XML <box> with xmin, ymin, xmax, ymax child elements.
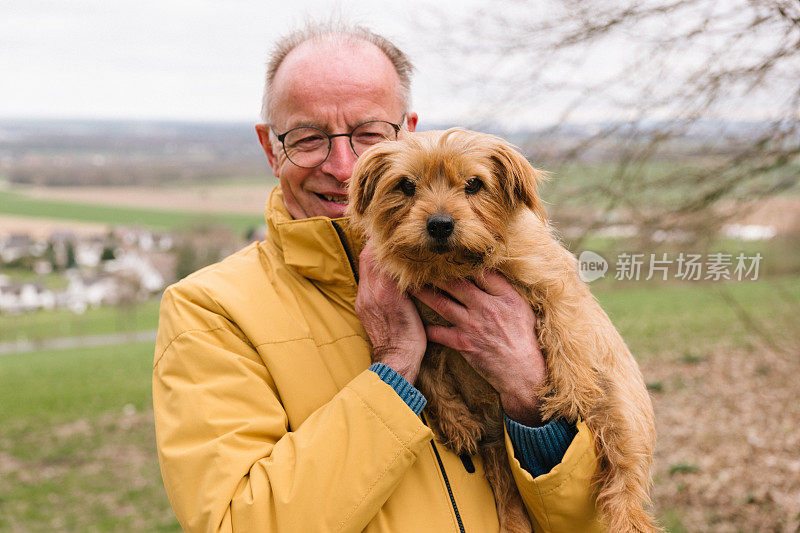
<box><xmin>505</xmin><ymin>420</ymin><xmax>607</xmax><ymax>532</ymax></box>
<box><xmin>152</xmin><ymin>285</ymin><xmax>434</xmax><ymax>533</ymax></box>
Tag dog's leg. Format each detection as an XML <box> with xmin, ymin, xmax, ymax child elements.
<box><xmin>532</xmin><ymin>304</ymin><xmax>658</xmax><ymax>532</ymax></box>
<box><xmin>532</xmin><ymin>297</ymin><xmax>658</xmax><ymax>532</ymax></box>
<box><xmin>584</xmin><ymin>377</ymin><xmax>658</xmax><ymax>533</ymax></box>
<box><xmin>480</xmin><ymin>441</ymin><xmax>532</xmax><ymax>533</ymax></box>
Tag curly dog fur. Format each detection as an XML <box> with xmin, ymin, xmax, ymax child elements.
<box><xmin>347</xmin><ymin>128</ymin><xmax>657</xmax><ymax>532</ymax></box>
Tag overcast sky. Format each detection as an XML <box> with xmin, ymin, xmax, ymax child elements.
<box><xmin>2</xmin><ymin>0</ymin><xmax>791</xmax><ymax>127</ymax></box>
<box><xmin>1</xmin><ymin>0</ymin><xmax>474</xmax><ymax>124</ymax></box>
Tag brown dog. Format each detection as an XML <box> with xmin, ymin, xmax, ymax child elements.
<box><xmin>347</xmin><ymin>128</ymin><xmax>657</xmax><ymax>532</ymax></box>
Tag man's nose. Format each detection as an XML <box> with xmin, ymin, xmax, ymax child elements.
<box><xmin>320</xmin><ymin>137</ymin><xmax>357</xmax><ymax>183</ymax></box>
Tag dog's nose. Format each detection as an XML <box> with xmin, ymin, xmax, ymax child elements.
<box><xmin>426</xmin><ymin>214</ymin><xmax>455</xmax><ymax>240</ymax></box>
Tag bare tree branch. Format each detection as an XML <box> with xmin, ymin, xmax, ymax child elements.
<box><xmin>420</xmin><ymin>0</ymin><xmax>800</xmax><ymax>243</ymax></box>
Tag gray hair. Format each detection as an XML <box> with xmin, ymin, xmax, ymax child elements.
<box><xmin>260</xmin><ymin>21</ymin><xmax>414</xmax><ymax>124</ymax></box>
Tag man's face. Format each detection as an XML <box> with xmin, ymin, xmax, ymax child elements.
<box><xmin>256</xmin><ymin>40</ymin><xmax>417</xmax><ymax>220</ymax></box>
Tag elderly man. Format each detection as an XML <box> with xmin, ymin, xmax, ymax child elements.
<box><xmin>153</xmin><ymin>23</ymin><xmax>604</xmax><ymax>532</ymax></box>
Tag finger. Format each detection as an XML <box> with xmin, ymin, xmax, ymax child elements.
<box><xmin>425</xmin><ymin>325</ymin><xmax>465</xmax><ymax>352</ymax></box>
<box><xmin>472</xmin><ymin>270</ymin><xmax>513</xmax><ymax>296</ymax></box>
<box><xmin>412</xmin><ymin>286</ymin><xmax>469</xmax><ymax>325</ymax></box>
<box><xmin>431</xmin><ymin>278</ymin><xmax>483</xmax><ymax>306</ymax></box>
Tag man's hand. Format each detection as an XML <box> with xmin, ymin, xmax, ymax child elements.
<box><xmin>355</xmin><ymin>242</ymin><xmax>427</xmax><ymax>384</ymax></box>
<box><xmin>412</xmin><ymin>271</ymin><xmax>546</xmax><ymax>426</ymax></box>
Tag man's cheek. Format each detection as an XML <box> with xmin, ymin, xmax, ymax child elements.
<box><xmin>274</xmin><ymin>152</ymin><xmax>288</xmax><ymax>172</ymax></box>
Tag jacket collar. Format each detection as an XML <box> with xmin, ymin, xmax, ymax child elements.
<box><xmin>264</xmin><ymin>187</ymin><xmax>364</xmax><ymax>287</ymax></box>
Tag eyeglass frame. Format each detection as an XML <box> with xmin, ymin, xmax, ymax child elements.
<box><xmin>270</xmin><ymin>116</ymin><xmax>406</xmax><ymax>169</ymax></box>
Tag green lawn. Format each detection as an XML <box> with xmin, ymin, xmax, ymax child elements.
<box><xmin>595</xmin><ymin>275</ymin><xmax>800</xmax><ymax>360</ymax></box>
<box><xmin>0</xmin><ymin>342</ymin><xmax>180</xmax><ymax>532</ymax></box>
<box><xmin>0</xmin><ymin>190</ymin><xmax>263</xmax><ymax>235</ymax></box>
<box><xmin>540</xmin><ymin>159</ymin><xmax>800</xmax><ymax>210</ymax></box>
<box><xmin>0</xmin><ymin>343</ymin><xmax>156</xmax><ymax>430</ymax></box>
<box><xmin>0</xmin><ymin>298</ymin><xmax>161</xmax><ymax>343</ymax></box>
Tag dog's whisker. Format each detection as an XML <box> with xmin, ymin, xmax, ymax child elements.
<box><xmin>400</xmin><ymin>252</ymin><xmax>426</xmax><ymax>263</ymax></box>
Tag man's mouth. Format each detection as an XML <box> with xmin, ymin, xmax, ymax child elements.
<box><xmin>316</xmin><ymin>193</ymin><xmax>349</xmax><ymax>205</ymax></box>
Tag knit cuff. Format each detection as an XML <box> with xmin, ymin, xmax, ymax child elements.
<box><xmin>369</xmin><ymin>363</ymin><xmax>427</xmax><ymax>415</ymax></box>
<box><xmin>504</xmin><ymin>415</ymin><xmax>578</xmax><ymax>477</ymax></box>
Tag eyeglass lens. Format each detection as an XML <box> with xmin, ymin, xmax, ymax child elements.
<box><xmin>282</xmin><ymin>121</ymin><xmax>398</xmax><ymax>168</ymax></box>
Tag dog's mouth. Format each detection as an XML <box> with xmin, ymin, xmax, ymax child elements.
<box><xmin>448</xmin><ymin>248</ymin><xmax>491</xmax><ymax>268</ymax></box>
<box><xmin>430</xmin><ymin>242</ymin><xmax>451</xmax><ymax>255</ymax></box>
<box><xmin>387</xmin><ymin>241</ymin><xmax>495</xmax><ymax>288</ymax></box>
<box><xmin>464</xmin><ymin>248</ymin><xmax>491</xmax><ymax>266</ymax></box>
<box><xmin>422</xmin><ymin>242</ymin><xmax>491</xmax><ymax>267</ymax></box>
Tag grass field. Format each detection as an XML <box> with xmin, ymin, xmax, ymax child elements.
<box><xmin>596</xmin><ymin>276</ymin><xmax>800</xmax><ymax>359</ymax></box>
<box><xmin>0</xmin><ymin>342</ymin><xmax>180</xmax><ymax>532</ymax></box>
<box><xmin>0</xmin><ymin>190</ymin><xmax>264</xmax><ymax>236</ymax></box>
<box><xmin>1</xmin><ymin>277</ymin><xmax>798</xmax><ymax>531</ymax></box>
<box><xmin>539</xmin><ymin>160</ymin><xmax>800</xmax><ymax>210</ymax></box>
<box><xmin>0</xmin><ymin>299</ymin><xmax>161</xmax><ymax>344</ymax></box>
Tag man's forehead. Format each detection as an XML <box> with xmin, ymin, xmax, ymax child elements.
<box><xmin>270</xmin><ymin>38</ymin><xmax>401</xmax><ymax>128</ymax></box>
<box><xmin>275</xmin><ymin>37</ymin><xmax>393</xmax><ymax>80</ymax></box>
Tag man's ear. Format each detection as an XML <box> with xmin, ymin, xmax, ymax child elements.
<box><xmin>405</xmin><ymin>112</ymin><xmax>418</xmax><ymax>133</ymax></box>
<box><xmin>489</xmin><ymin>139</ymin><xmax>548</xmax><ymax>222</ymax></box>
<box><xmin>349</xmin><ymin>143</ymin><xmax>395</xmax><ymax>216</ymax></box>
<box><xmin>255</xmin><ymin>124</ymin><xmax>279</xmax><ymax>173</ymax></box>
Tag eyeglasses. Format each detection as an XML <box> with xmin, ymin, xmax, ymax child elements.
<box><xmin>271</xmin><ymin>118</ymin><xmax>404</xmax><ymax>168</ymax></box>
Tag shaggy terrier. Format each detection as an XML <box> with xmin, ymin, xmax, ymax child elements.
<box><xmin>347</xmin><ymin>128</ymin><xmax>657</xmax><ymax>533</ymax></box>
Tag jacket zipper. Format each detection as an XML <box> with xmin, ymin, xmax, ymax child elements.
<box><xmin>330</xmin><ymin>220</ymin><xmax>359</xmax><ymax>283</ymax></box>
<box><xmin>430</xmin><ymin>438</ymin><xmax>467</xmax><ymax>533</ymax></box>
<box><xmin>422</xmin><ymin>414</ymin><xmax>466</xmax><ymax>533</ymax></box>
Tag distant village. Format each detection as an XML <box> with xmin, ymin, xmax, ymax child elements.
<box><xmin>2</xmin><ymin>227</ymin><xmax>184</xmax><ymax>315</ymax></box>
<box><xmin>1</xmin><ymin>215</ymin><xmax>786</xmax><ymax>316</ymax></box>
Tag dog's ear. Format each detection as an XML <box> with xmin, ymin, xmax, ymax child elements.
<box><xmin>349</xmin><ymin>143</ymin><xmax>396</xmax><ymax>216</ymax></box>
<box><xmin>489</xmin><ymin>140</ymin><xmax>548</xmax><ymax>221</ymax></box>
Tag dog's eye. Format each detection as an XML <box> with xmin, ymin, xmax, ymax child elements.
<box><xmin>398</xmin><ymin>177</ymin><xmax>416</xmax><ymax>196</ymax></box>
<box><xmin>465</xmin><ymin>177</ymin><xmax>483</xmax><ymax>195</ymax></box>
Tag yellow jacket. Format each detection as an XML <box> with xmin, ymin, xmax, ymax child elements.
<box><xmin>153</xmin><ymin>187</ymin><xmax>604</xmax><ymax>532</ymax></box>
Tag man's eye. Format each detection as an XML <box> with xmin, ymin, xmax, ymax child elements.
<box><xmin>293</xmin><ymin>135</ymin><xmax>325</xmax><ymax>146</ymax></box>
<box><xmin>465</xmin><ymin>177</ymin><xmax>483</xmax><ymax>195</ymax></box>
<box><xmin>398</xmin><ymin>177</ymin><xmax>416</xmax><ymax>196</ymax></box>
<box><xmin>354</xmin><ymin>132</ymin><xmax>385</xmax><ymax>144</ymax></box>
